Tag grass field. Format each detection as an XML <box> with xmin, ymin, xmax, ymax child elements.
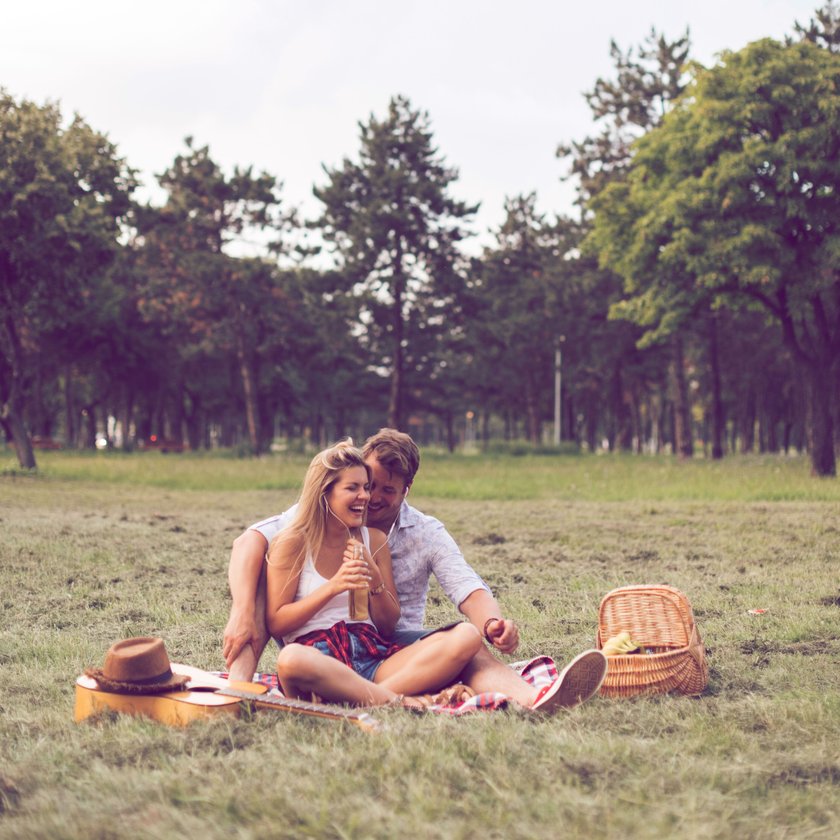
<box><xmin>1</xmin><ymin>450</ymin><xmax>838</xmax><ymax>839</ymax></box>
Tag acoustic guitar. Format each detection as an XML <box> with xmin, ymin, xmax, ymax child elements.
<box><xmin>74</xmin><ymin>662</ymin><xmax>382</xmax><ymax>733</ymax></box>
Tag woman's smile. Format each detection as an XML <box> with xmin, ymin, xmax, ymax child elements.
<box><xmin>327</xmin><ymin>465</ymin><xmax>370</xmax><ymax>527</ymax></box>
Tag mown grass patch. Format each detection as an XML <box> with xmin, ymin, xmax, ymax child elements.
<box><xmin>1</xmin><ymin>452</ymin><xmax>838</xmax><ymax>838</ymax></box>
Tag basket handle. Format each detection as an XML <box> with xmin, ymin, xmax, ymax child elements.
<box><xmin>686</xmin><ymin>623</ymin><xmax>705</xmax><ymax>666</ymax></box>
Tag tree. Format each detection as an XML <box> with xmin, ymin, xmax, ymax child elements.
<box><xmin>135</xmin><ymin>139</ymin><xmax>295</xmax><ymax>452</ymax></box>
<box><xmin>466</xmin><ymin>194</ymin><xmax>568</xmax><ymax>443</ymax></box>
<box><xmin>314</xmin><ymin>95</ymin><xmax>478</xmax><ymax>429</ymax></box>
<box><xmin>258</xmin><ymin>268</ymin><xmax>382</xmax><ymax>445</ymax></box>
<box><xmin>558</xmin><ymin>28</ymin><xmax>691</xmax><ymax>210</ymax></box>
<box><xmin>0</xmin><ymin>91</ymin><xmax>135</xmax><ymax>468</ymax></box>
<box><xmin>588</xmin><ymin>39</ymin><xmax>840</xmax><ymax>476</ymax></box>
<box><xmin>793</xmin><ymin>1</ymin><xmax>840</xmax><ymax>52</ymax></box>
<box><xmin>557</xmin><ymin>30</ymin><xmax>700</xmax><ymax>456</ymax></box>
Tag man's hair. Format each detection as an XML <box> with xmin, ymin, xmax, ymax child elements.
<box><xmin>362</xmin><ymin>428</ymin><xmax>420</xmax><ymax>487</ymax></box>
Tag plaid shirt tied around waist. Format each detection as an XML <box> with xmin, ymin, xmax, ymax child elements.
<box><xmin>293</xmin><ymin>621</ymin><xmax>404</xmax><ymax>669</ymax></box>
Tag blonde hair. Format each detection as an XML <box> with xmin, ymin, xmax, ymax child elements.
<box><xmin>270</xmin><ymin>439</ymin><xmax>370</xmax><ymax>571</ymax></box>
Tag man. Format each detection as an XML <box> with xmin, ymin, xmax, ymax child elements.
<box><xmin>223</xmin><ymin>428</ymin><xmax>606</xmax><ymax>712</ymax></box>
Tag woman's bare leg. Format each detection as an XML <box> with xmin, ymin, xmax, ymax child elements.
<box><xmin>373</xmin><ymin>623</ymin><xmax>483</xmax><ymax>696</ymax></box>
<box><xmin>276</xmin><ymin>644</ymin><xmax>400</xmax><ymax>706</ymax></box>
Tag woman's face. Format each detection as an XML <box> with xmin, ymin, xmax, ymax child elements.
<box><xmin>325</xmin><ymin>465</ymin><xmax>370</xmax><ymax>529</ymax></box>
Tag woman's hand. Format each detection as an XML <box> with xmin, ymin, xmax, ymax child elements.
<box><xmin>349</xmin><ymin>538</ymin><xmax>386</xmax><ymax>590</ymax></box>
<box><xmin>333</xmin><ymin>539</ymin><xmax>373</xmax><ymax>592</ymax></box>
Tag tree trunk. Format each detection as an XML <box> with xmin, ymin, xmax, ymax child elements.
<box><xmin>171</xmin><ymin>383</ymin><xmax>186</xmax><ymax>449</ymax></box>
<box><xmin>708</xmin><ymin>315</ymin><xmax>724</xmax><ymax>459</ymax></box>
<box><xmin>782</xmin><ymin>421</ymin><xmax>793</xmax><ymax>454</ymax></box>
<box><xmin>63</xmin><ymin>366</ymin><xmax>76</xmax><ymax>448</ymax></box>
<box><xmin>236</xmin><ymin>332</ymin><xmax>260</xmax><ymax>454</ymax></box>
<box><xmin>671</xmin><ymin>336</ymin><xmax>693</xmax><ymax>458</ymax></box>
<box><xmin>184</xmin><ymin>389</ymin><xmax>203</xmax><ymax>451</ymax></box>
<box><xmin>1</xmin><ymin>314</ymin><xmax>37</xmax><ymax>468</ymax></box>
<box><xmin>741</xmin><ymin>389</ymin><xmax>756</xmax><ymax>454</ymax></box>
<box><xmin>31</xmin><ymin>363</ymin><xmax>49</xmax><ymax>436</ymax></box>
<box><xmin>445</xmin><ymin>413</ymin><xmax>456</xmax><ymax>452</ymax></box>
<box><xmin>765</xmin><ymin>416</ymin><xmax>779</xmax><ymax>453</ymax></box>
<box><xmin>585</xmin><ymin>407</ymin><xmax>598</xmax><ymax>452</ymax></box>
<box><xmin>564</xmin><ymin>392</ymin><xmax>575</xmax><ymax>445</ymax></box>
<box><xmin>524</xmin><ymin>374</ymin><xmax>541</xmax><ymax>444</ymax></box>
<box><xmin>805</xmin><ymin>360</ymin><xmax>836</xmax><ymax>476</ymax></box>
<box><xmin>120</xmin><ymin>390</ymin><xmax>134</xmax><ymax>451</ymax></box>
<box><xmin>611</xmin><ymin>365</ymin><xmax>633</xmax><ymax>451</ymax></box>
<box><xmin>4</xmin><ymin>403</ymin><xmax>36</xmax><ymax>468</ymax></box>
<box><xmin>632</xmin><ymin>391</ymin><xmax>644</xmax><ymax>453</ymax></box>
<box><xmin>388</xmin><ymin>265</ymin><xmax>405</xmax><ymax>430</ymax></box>
<box><xmin>82</xmin><ymin>404</ymin><xmax>97</xmax><ymax>449</ymax></box>
<box><xmin>334</xmin><ymin>403</ymin><xmax>347</xmax><ymax>442</ymax></box>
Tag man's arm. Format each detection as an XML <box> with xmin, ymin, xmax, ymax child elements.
<box><xmin>223</xmin><ymin>508</ymin><xmax>297</xmax><ymax>674</ymax></box>
<box><xmin>222</xmin><ymin>529</ymin><xmax>269</xmax><ymax>669</ymax></box>
<box><xmin>423</xmin><ymin>520</ymin><xmax>521</xmax><ymax>654</ymax></box>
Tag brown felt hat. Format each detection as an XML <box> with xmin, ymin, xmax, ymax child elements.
<box><xmin>85</xmin><ymin>637</ymin><xmax>190</xmax><ymax>694</ymax></box>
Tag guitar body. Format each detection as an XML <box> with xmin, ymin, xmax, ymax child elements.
<box><xmin>74</xmin><ymin>662</ymin><xmax>381</xmax><ymax>732</ymax></box>
<box><xmin>74</xmin><ymin>663</ymin><xmax>267</xmax><ymax>727</ymax></box>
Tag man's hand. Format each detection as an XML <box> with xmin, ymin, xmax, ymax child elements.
<box><xmin>484</xmin><ymin>617</ymin><xmax>520</xmax><ymax>654</ymax></box>
<box><xmin>459</xmin><ymin>590</ymin><xmax>520</xmax><ymax>654</ymax></box>
<box><xmin>222</xmin><ymin>609</ymin><xmax>259</xmax><ymax>670</ymax></box>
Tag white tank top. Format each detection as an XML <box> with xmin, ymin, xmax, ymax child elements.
<box><xmin>282</xmin><ymin>528</ymin><xmax>374</xmax><ymax>644</ymax></box>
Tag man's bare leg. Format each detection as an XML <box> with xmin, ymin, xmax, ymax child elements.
<box><xmin>458</xmin><ymin>645</ymin><xmax>539</xmax><ymax>707</ymax></box>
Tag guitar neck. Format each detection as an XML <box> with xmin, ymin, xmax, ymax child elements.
<box><xmin>215</xmin><ymin>688</ymin><xmax>383</xmax><ymax>733</ymax></box>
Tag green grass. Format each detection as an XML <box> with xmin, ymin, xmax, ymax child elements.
<box><xmin>8</xmin><ymin>448</ymin><xmax>840</xmax><ymax>501</ymax></box>
<box><xmin>1</xmin><ymin>450</ymin><xmax>839</xmax><ymax>838</ymax></box>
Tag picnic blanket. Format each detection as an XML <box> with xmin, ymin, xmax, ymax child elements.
<box><xmin>215</xmin><ymin>655</ymin><xmax>558</xmax><ymax>716</ymax></box>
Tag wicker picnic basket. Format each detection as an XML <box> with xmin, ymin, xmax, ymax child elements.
<box><xmin>596</xmin><ymin>584</ymin><xmax>708</xmax><ymax>698</ymax></box>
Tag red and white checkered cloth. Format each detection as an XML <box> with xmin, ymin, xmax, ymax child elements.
<box><xmin>431</xmin><ymin>655</ymin><xmax>558</xmax><ymax>715</ymax></box>
<box><xmin>216</xmin><ymin>655</ymin><xmax>558</xmax><ymax>716</ymax></box>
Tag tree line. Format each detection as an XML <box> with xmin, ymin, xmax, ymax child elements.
<box><xmin>2</xmin><ymin>4</ymin><xmax>839</xmax><ymax>475</ymax></box>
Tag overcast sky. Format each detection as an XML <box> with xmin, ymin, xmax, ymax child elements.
<box><xmin>0</xmin><ymin>0</ymin><xmax>824</xmax><ymax>251</ymax></box>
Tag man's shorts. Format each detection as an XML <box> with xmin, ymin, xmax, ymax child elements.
<box><xmin>391</xmin><ymin>622</ymin><xmax>462</xmax><ymax>647</ymax></box>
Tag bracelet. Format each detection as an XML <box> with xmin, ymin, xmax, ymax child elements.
<box><xmin>483</xmin><ymin>617</ymin><xmax>501</xmax><ymax>643</ymax></box>
<box><xmin>370</xmin><ymin>581</ymin><xmax>387</xmax><ymax>595</ymax></box>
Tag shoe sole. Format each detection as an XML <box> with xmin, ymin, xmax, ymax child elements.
<box><xmin>533</xmin><ymin>650</ymin><xmax>607</xmax><ymax>713</ymax></box>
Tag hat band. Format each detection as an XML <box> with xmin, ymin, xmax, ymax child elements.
<box><xmin>116</xmin><ymin>667</ymin><xmax>177</xmax><ymax>685</ymax></box>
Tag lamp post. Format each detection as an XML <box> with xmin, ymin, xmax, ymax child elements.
<box><xmin>554</xmin><ymin>335</ymin><xmax>565</xmax><ymax>446</ymax></box>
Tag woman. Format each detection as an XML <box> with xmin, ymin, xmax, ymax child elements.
<box><xmin>266</xmin><ymin>440</ymin><xmax>482</xmax><ymax>707</ymax></box>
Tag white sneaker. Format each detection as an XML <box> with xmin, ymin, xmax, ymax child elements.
<box><xmin>531</xmin><ymin>650</ymin><xmax>608</xmax><ymax>713</ymax></box>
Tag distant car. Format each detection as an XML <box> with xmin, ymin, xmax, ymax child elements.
<box><xmin>142</xmin><ymin>435</ymin><xmax>185</xmax><ymax>453</ymax></box>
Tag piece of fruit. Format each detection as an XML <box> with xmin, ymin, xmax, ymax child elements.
<box><xmin>601</xmin><ymin>631</ymin><xmax>642</xmax><ymax>656</ymax></box>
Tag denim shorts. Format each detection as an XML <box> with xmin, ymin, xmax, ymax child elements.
<box><xmin>309</xmin><ymin>634</ymin><xmax>393</xmax><ymax>682</ymax></box>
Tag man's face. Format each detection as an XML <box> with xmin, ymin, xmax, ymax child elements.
<box><xmin>364</xmin><ymin>456</ymin><xmax>408</xmax><ymax>530</ymax></box>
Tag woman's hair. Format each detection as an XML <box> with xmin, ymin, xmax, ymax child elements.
<box><xmin>361</xmin><ymin>428</ymin><xmax>420</xmax><ymax>487</ymax></box>
<box><xmin>278</xmin><ymin>439</ymin><xmax>371</xmax><ymax>568</ymax></box>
